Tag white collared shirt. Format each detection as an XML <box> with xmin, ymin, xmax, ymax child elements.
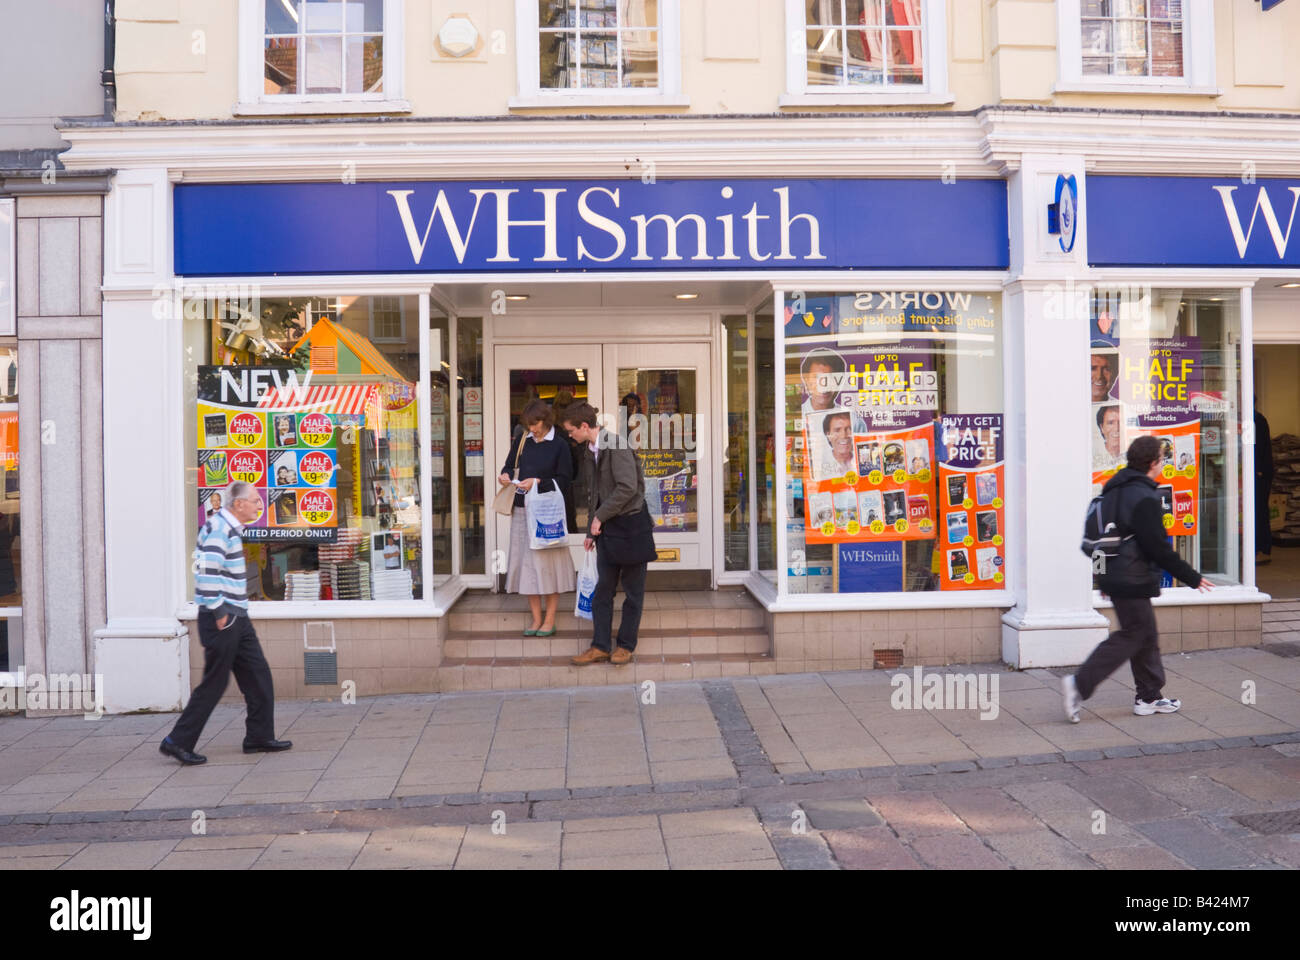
<box><xmin>528</xmin><ymin>426</ymin><xmax>556</xmax><ymax>443</ymax></box>
<box><xmin>218</xmin><ymin>506</ymin><xmax>246</xmax><ymax>535</ymax></box>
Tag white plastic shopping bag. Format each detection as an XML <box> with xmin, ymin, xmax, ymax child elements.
<box><xmin>574</xmin><ymin>551</ymin><xmax>598</xmax><ymax>621</ymax></box>
<box><xmin>525</xmin><ymin>483</ymin><xmax>568</xmax><ymax>549</ymax></box>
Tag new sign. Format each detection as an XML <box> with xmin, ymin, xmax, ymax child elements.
<box><xmin>1089</xmin><ymin>176</ymin><xmax>1300</xmax><ymax>266</ymax></box>
<box><xmin>174</xmin><ymin>179</ymin><xmax>1009</xmax><ymax>275</ymax></box>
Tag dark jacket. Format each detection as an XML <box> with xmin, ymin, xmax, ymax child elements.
<box><xmin>1099</xmin><ymin>467</ymin><xmax>1202</xmax><ymax>598</ymax></box>
<box><xmin>580</xmin><ymin>428</ymin><xmax>648</xmax><ymax>528</ymax></box>
<box><xmin>501</xmin><ymin>427</ymin><xmax>573</xmax><ymax>509</ymax></box>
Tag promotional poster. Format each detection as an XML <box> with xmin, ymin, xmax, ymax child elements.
<box><xmin>197</xmin><ymin>365</ymin><xmax>339</xmax><ymax>542</ymax></box>
<box><xmin>937</xmin><ymin>414</ymin><xmax>1005</xmax><ymax>589</ymax></box>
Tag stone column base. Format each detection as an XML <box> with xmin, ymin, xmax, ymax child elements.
<box><xmin>93</xmin><ymin>625</ymin><xmax>191</xmax><ymax>714</ymax></box>
<box><xmin>1001</xmin><ymin>610</ymin><xmax>1110</xmax><ymax>668</ymax></box>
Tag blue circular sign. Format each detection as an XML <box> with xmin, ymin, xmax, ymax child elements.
<box><xmin>1055</xmin><ymin>174</ymin><xmax>1078</xmax><ymax>253</ymax></box>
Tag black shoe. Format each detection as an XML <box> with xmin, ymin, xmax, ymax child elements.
<box><xmin>243</xmin><ymin>739</ymin><xmax>293</xmax><ymax>753</ymax></box>
<box><xmin>160</xmin><ymin>738</ymin><xmax>207</xmax><ymax>765</ymax></box>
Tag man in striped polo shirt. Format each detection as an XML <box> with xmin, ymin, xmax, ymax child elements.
<box><xmin>160</xmin><ymin>481</ymin><xmax>291</xmax><ymax>765</ymax></box>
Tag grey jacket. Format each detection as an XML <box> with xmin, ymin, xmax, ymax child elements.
<box><xmin>581</xmin><ymin>428</ymin><xmax>648</xmax><ymax>530</ymax></box>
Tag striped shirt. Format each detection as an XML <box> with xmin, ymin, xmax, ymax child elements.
<box><xmin>193</xmin><ymin>508</ymin><xmax>248</xmax><ymax>619</ymax></box>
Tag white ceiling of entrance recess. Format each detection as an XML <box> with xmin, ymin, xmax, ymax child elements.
<box><xmin>431</xmin><ymin>280</ymin><xmax>769</xmax><ymax>313</ymax></box>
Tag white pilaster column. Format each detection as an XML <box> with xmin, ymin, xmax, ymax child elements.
<box><xmin>93</xmin><ymin>167</ymin><xmax>191</xmax><ymax>712</ymax></box>
<box><xmin>1001</xmin><ymin>155</ymin><xmax>1110</xmax><ymax>667</ymax></box>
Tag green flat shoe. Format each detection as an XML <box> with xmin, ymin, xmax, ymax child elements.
<box><xmin>523</xmin><ymin>628</ymin><xmax>538</xmax><ymax>636</ymax></box>
<box><xmin>535</xmin><ymin>627</ymin><xmax>557</xmax><ymax>638</ymax></box>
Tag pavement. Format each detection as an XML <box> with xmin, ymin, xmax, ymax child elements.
<box><xmin>2</xmin><ymin>643</ymin><xmax>1300</xmax><ymax>870</ymax></box>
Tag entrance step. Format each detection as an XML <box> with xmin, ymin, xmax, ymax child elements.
<box><xmin>439</xmin><ymin>588</ymin><xmax>773</xmax><ymax>690</ymax></box>
<box><xmin>436</xmin><ymin>651</ymin><xmax>774</xmax><ymax>691</ymax></box>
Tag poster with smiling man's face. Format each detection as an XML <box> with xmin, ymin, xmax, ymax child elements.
<box><xmin>809</xmin><ymin>409</ymin><xmax>855</xmax><ymax>481</ymax></box>
<box><xmin>1090</xmin><ymin>351</ymin><xmax>1118</xmax><ymax>403</ymax></box>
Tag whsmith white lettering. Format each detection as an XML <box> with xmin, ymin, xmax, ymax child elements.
<box><xmin>387</xmin><ymin>186</ymin><xmax>826</xmax><ymax>265</ymax></box>
<box><xmin>1213</xmin><ymin>185</ymin><xmax>1300</xmax><ymax>259</ymax></box>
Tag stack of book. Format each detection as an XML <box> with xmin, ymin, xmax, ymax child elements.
<box><xmin>330</xmin><ymin>560</ymin><xmax>371</xmax><ymax>601</ymax></box>
<box><xmin>371</xmin><ymin>567</ymin><xmax>413</xmax><ymax>601</ymax></box>
<box><xmin>284</xmin><ymin>570</ymin><xmax>322</xmax><ymax>601</ymax></box>
<box><xmin>1273</xmin><ymin>433</ymin><xmax>1300</xmax><ymax>547</ymax></box>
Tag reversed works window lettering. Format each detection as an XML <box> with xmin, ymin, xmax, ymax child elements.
<box><xmin>263</xmin><ymin>0</ymin><xmax>385</xmax><ymax>96</ymax></box>
<box><xmin>539</xmin><ymin>0</ymin><xmax>659</xmax><ymax>91</ymax></box>
<box><xmin>805</xmin><ymin>0</ymin><xmax>924</xmax><ymax>90</ymax></box>
<box><xmin>1081</xmin><ymin>0</ymin><xmax>1184</xmax><ymax>78</ymax></box>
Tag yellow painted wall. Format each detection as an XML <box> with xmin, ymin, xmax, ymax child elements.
<box><xmin>112</xmin><ymin>0</ymin><xmax>1300</xmax><ymax>121</ymax></box>
<box><xmin>1257</xmin><ymin>345</ymin><xmax>1300</xmax><ymax>438</ymax></box>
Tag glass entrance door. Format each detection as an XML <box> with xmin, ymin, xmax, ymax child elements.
<box><xmin>492</xmin><ymin>341</ymin><xmax>713</xmax><ymax>577</ymax></box>
<box><xmin>604</xmin><ymin>343</ymin><xmax>712</xmax><ymax>570</ymax></box>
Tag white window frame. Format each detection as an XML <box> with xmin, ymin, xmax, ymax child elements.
<box><xmin>236</xmin><ymin>0</ymin><xmax>409</xmax><ymax>115</ymax></box>
<box><xmin>511</xmin><ymin>0</ymin><xmax>687</xmax><ymax>109</ymax></box>
<box><xmin>782</xmin><ymin>0</ymin><xmax>951</xmax><ymax>107</ymax></box>
<box><xmin>1056</xmin><ymin>0</ymin><xmax>1217</xmax><ymax>95</ymax></box>
<box><xmin>369</xmin><ymin>294</ymin><xmax>407</xmax><ymax>343</ymax></box>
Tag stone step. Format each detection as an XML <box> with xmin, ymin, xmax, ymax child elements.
<box><xmin>443</xmin><ymin>632</ymin><xmax>771</xmax><ymax>661</ymax></box>
<box><xmin>447</xmin><ymin>607</ymin><xmax>767</xmax><ymax>633</ymax></box>
<box><xmin>436</xmin><ymin>652</ymin><xmax>776</xmax><ymax>691</ymax></box>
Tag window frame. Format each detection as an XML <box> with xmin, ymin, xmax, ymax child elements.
<box><xmin>782</xmin><ymin>0</ymin><xmax>952</xmax><ymax>107</ymax></box>
<box><xmin>512</xmin><ymin>0</ymin><xmax>686</xmax><ymax>109</ymax></box>
<box><xmin>237</xmin><ymin>0</ymin><xmax>409</xmax><ymax>116</ymax></box>
<box><xmin>1056</xmin><ymin>0</ymin><xmax>1217</xmax><ymax>95</ymax></box>
<box><xmin>368</xmin><ymin>294</ymin><xmax>407</xmax><ymax>343</ymax></box>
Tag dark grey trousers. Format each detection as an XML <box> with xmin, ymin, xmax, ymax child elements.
<box><xmin>1075</xmin><ymin>595</ymin><xmax>1166</xmax><ymax>703</ymax></box>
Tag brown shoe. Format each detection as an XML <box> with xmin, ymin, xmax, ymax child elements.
<box><xmin>572</xmin><ymin>646</ymin><xmax>611</xmax><ymax>665</ymax></box>
<box><xmin>610</xmin><ymin>647</ymin><xmax>634</xmax><ymax>665</ymax></box>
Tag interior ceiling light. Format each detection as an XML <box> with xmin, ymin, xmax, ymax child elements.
<box><xmin>675</xmin><ymin>293</ymin><xmax>700</xmax><ymax>300</ymax></box>
<box><xmin>505</xmin><ymin>294</ymin><xmax>529</xmax><ymax>301</ymax></box>
<box><xmin>1278</xmin><ymin>282</ymin><xmax>1300</xmax><ymax>288</ymax></box>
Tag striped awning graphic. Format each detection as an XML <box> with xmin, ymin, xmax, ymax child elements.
<box><xmin>257</xmin><ymin>383</ymin><xmax>377</xmax><ymax>415</ymax></box>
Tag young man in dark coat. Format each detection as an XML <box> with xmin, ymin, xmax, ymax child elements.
<box><xmin>1063</xmin><ymin>435</ymin><xmax>1213</xmax><ymax>723</ymax></box>
<box><xmin>561</xmin><ymin>402</ymin><xmax>655</xmax><ymax>666</ymax></box>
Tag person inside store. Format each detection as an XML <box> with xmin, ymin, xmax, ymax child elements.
<box><xmin>552</xmin><ymin>388</ymin><xmax>582</xmax><ymax>534</ymax></box>
<box><xmin>1256</xmin><ymin>396</ymin><xmax>1274</xmax><ymax>565</ymax></box>
<box><xmin>800</xmin><ymin>347</ymin><xmax>846</xmax><ymax>415</ymax></box>
<box><xmin>498</xmin><ymin>399</ymin><xmax>576</xmax><ymax>636</ymax></box>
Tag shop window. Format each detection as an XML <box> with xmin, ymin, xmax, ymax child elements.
<box><xmin>784</xmin><ymin>0</ymin><xmax>950</xmax><ymax>104</ymax></box>
<box><xmin>238</xmin><ymin>0</ymin><xmax>408</xmax><ymax>114</ymax></box>
<box><xmin>1057</xmin><ymin>0</ymin><xmax>1214</xmax><ymax>92</ymax></box>
<box><xmin>781</xmin><ymin>291</ymin><xmax>1003</xmax><ymax>595</ymax></box>
<box><xmin>0</xmin><ymin>343</ymin><xmax>19</xmax><ymax>674</ymax></box>
<box><xmin>457</xmin><ymin>317</ymin><xmax>486</xmax><ymax>574</ymax></box>
<box><xmin>756</xmin><ymin>303</ymin><xmax>777</xmax><ymax>583</ymax></box>
<box><xmin>514</xmin><ymin>0</ymin><xmax>683</xmax><ymax>106</ymax></box>
<box><xmin>724</xmin><ymin>316</ymin><xmax>751</xmax><ymax>572</ymax></box>
<box><xmin>1088</xmin><ymin>288</ymin><xmax>1242</xmax><ymax>586</ymax></box>
<box><xmin>184</xmin><ymin>295</ymin><xmax>425</xmax><ymax>603</ymax></box>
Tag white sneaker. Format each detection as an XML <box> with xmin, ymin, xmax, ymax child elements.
<box><xmin>1062</xmin><ymin>675</ymin><xmax>1081</xmax><ymax>724</ymax></box>
<box><xmin>1134</xmin><ymin>697</ymin><xmax>1181</xmax><ymax>716</ymax></box>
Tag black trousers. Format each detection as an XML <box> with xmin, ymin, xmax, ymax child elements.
<box><xmin>169</xmin><ymin>610</ymin><xmax>276</xmax><ymax>752</ymax></box>
<box><xmin>1075</xmin><ymin>595</ymin><xmax>1166</xmax><ymax>703</ymax></box>
<box><xmin>591</xmin><ymin>552</ymin><xmax>648</xmax><ymax>652</ymax></box>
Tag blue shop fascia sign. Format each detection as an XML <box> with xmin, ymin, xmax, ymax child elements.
<box><xmin>173</xmin><ymin>178</ymin><xmax>1009</xmax><ymax>276</ymax></box>
<box><xmin>1089</xmin><ymin>176</ymin><xmax>1300</xmax><ymax>267</ymax></box>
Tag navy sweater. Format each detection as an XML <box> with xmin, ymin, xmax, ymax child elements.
<box><xmin>501</xmin><ymin>429</ymin><xmax>573</xmax><ymax>508</ymax></box>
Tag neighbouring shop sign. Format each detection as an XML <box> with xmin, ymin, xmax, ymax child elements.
<box><xmin>197</xmin><ymin>365</ymin><xmax>339</xmax><ymax>542</ymax></box>
<box><xmin>1089</xmin><ymin>176</ymin><xmax>1300</xmax><ymax>266</ymax></box>
<box><xmin>173</xmin><ymin>179</ymin><xmax>1009</xmax><ymax>275</ymax></box>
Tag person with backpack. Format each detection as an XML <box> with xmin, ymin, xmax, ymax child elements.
<box><xmin>561</xmin><ymin>401</ymin><xmax>656</xmax><ymax>666</ymax></box>
<box><xmin>1064</xmin><ymin>435</ymin><xmax>1213</xmax><ymax>724</ymax></box>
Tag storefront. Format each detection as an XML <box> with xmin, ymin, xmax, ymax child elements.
<box><xmin>55</xmin><ymin>114</ymin><xmax>1280</xmax><ymax>712</ymax></box>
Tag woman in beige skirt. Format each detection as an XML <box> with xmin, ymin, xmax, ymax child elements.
<box><xmin>499</xmin><ymin>399</ymin><xmax>576</xmax><ymax>635</ymax></box>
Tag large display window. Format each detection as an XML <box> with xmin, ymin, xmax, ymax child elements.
<box><xmin>184</xmin><ymin>294</ymin><xmax>425</xmax><ymax>603</ymax></box>
<box><xmin>1087</xmin><ymin>288</ymin><xmax>1243</xmax><ymax>586</ymax></box>
<box><xmin>779</xmin><ymin>290</ymin><xmax>1004</xmax><ymax>595</ymax></box>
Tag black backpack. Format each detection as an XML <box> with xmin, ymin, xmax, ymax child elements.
<box><xmin>1080</xmin><ymin>487</ymin><xmax>1150</xmax><ymax>589</ymax></box>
